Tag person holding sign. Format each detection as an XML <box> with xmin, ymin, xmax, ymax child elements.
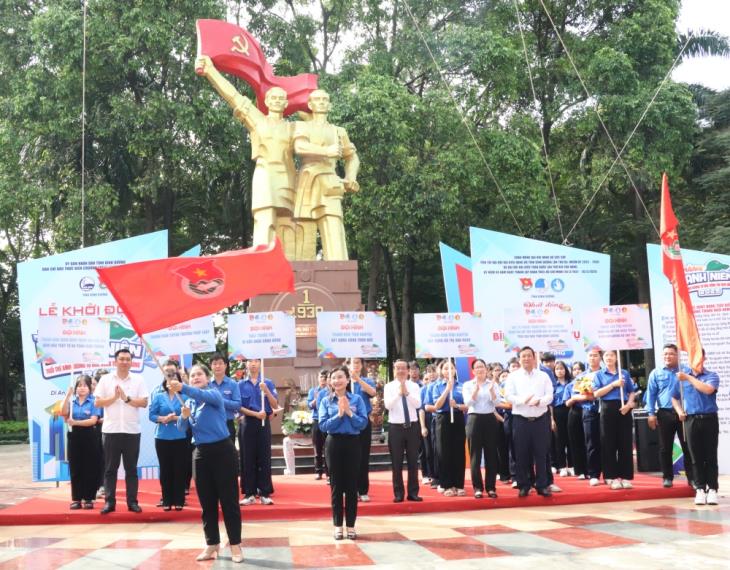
<box><xmin>428</xmin><ymin>360</ymin><xmax>467</xmax><ymax>497</ymax></box>
<box><xmin>671</xmin><ymin>350</ymin><xmax>720</xmax><ymax>506</ymax></box>
<box><xmin>170</xmin><ymin>365</ymin><xmax>243</xmax><ymax>564</ymax></box>
<box><xmin>384</xmin><ymin>359</ymin><xmax>423</xmax><ymax>503</ymax></box>
<box><xmin>318</xmin><ymin>365</ymin><xmax>368</xmax><ymax>540</ymax></box>
<box><xmin>238</xmin><ymin>359</ymin><xmax>278</xmax><ymax>506</ymax></box>
<box><xmin>593</xmin><ymin>351</ymin><xmax>637</xmax><ymax>490</ymax></box>
<box><xmin>462</xmin><ymin>359</ymin><xmax>500</xmax><ymax>498</ymax></box>
<box><xmin>646</xmin><ymin>344</ymin><xmax>694</xmax><ymax>488</ymax></box>
<box><xmin>505</xmin><ymin>347</ymin><xmax>554</xmax><ymax>498</ymax></box>
<box><xmin>61</xmin><ymin>375</ymin><xmax>101</xmax><ymax>510</ymax></box>
<box><xmin>308</xmin><ymin>369</ymin><xmax>330</xmax><ymax>480</ymax></box>
<box><xmin>350</xmin><ymin>358</ymin><xmax>377</xmax><ymax>502</ymax></box>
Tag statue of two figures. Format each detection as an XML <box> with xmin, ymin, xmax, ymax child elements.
<box><xmin>196</xmin><ymin>55</ymin><xmax>360</xmax><ymax>261</ymax></box>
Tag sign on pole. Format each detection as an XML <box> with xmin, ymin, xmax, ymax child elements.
<box><xmin>316</xmin><ymin>312</ymin><xmax>387</xmax><ymax>358</ymax></box>
<box><xmin>581</xmin><ymin>304</ymin><xmax>653</xmax><ymax>351</ymax></box>
<box><xmin>228</xmin><ymin>311</ymin><xmax>296</xmax><ymax>360</ymax></box>
<box><xmin>414</xmin><ymin>312</ymin><xmax>487</xmax><ymax>358</ymax></box>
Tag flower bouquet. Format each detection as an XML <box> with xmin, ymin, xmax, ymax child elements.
<box><xmin>575</xmin><ymin>374</ymin><xmax>594</xmax><ymax>395</ymax></box>
<box><xmin>282</xmin><ymin>409</ymin><xmax>314</xmax><ymax>435</ymax></box>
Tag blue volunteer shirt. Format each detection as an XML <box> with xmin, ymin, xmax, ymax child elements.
<box><xmin>646</xmin><ymin>365</ymin><xmax>691</xmax><ymax>416</ymax></box>
<box><xmin>427</xmin><ymin>379</ymin><xmax>464</xmax><ymax>413</ymax></box>
<box><xmin>318</xmin><ymin>392</ymin><xmax>368</xmax><ymax>435</ymax></box>
<box><xmin>553</xmin><ymin>381</ymin><xmax>571</xmax><ymax>407</ymax></box>
<box><xmin>672</xmin><ymin>369</ymin><xmax>720</xmax><ymax>414</ymax></box>
<box><xmin>307</xmin><ymin>385</ymin><xmax>328</xmax><ymax>421</ymax></box>
<box><xmin>149</xmin><ymin>391</ymin><xmax>187</xmax><ymax>440</ymax></box>
<box><xmin>593</xmin><ymin>369</ymin><xmax>636</xmax><ymax>401</ymax></box>
<box><xmin>71</xmin><ymin>397</ymin><xmax>100</xmax><ymax>421</ymax></box>
<box><xmin>352</xmin><ymin>376</ymin><xmax>376</xmax><ymax>415</ymax></box>
<box><xmin>209</xmin><ymin>375</ymin><xmax>241</xmax><ymax>420</ymax></box>
<box><xmin>239</xmin><ymin>376</ymin><xmax>278</xmax><ymax>414</ymax></box>
<box><xmin>176</xmin><ymin>384</ymin><xmax>229</xmax><ymax>445</ymax></box>
<box><xmin>573</xmin><ymin>371</ymin><xmax>601</xmax><ymax>412</ymax></box>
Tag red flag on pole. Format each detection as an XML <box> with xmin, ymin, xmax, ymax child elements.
<box><xmin>195</xmin><ymin>19</ymin><xmax>318</xmax><ymax>116</ymax></box>
<box><xmin>96</xmin><ymin>240</ymin><xmax>294</xmax><ymax>335</ymax></box>
<box><xmin>660</xmin><ymin>173</ymin><xmax>703</xmax><ymax>372</ymax></box>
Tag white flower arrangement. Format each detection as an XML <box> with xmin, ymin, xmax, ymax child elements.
<box><xmin>282</xmin><ymin>409</ymin><xmax>314</xmax><ymax>435</ymax></box>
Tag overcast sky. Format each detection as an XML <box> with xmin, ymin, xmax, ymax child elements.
<box><xmin>673</xmin><ymin>0</ymin><xmax>730</xmax><ymax>90</ymax></box>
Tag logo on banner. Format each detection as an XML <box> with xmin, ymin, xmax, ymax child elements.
<box><xmin>435</xmin><ymin>314</ymin><xmax>461</xmax><ymax>322</ymax></box>
<box><xmin>685</xmin><ymin>260</ymin><xmax>730</xmax><ymax>298</ymax></box>
<box><xmin>79</xmin><ymin>277</ymin><xmax>95</xmax><ymax>292</ymax></box>
<box><xmin>520</xmin><ymin>278</ymin><xmax>532</xmax><ymax>290</ymax></box>
<box><xmin>550</xmin><ymin>278</ymin><xmax>565</xmax><ymax>292</ymax></box>
<box><xmin>662</xmin><ymin>230</ymin><xmax>682</xmax><ymax>260</ymax></box>
<box><xmin>248</xmin><ymin>313</ymin><xmax>274</xmax><ymax>322</ymax></box>
<box><xmin>176</xmin><ymin>261</ymin><xmax>225</xmax><ymax>298</ymax></box>
<box><xmin>338</xmin><ymin>313</ymin><xmax>366</xmax><ymax>321</ymax></box>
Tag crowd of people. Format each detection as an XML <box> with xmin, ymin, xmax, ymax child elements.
<box><xmin>60</xmin><ymin>343</ymin><xmax>720</xmax><ymax>561</ymax></box>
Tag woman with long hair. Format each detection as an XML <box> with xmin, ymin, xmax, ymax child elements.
<box><xmin>552</xmin><ymin>361</ymin><xmax>573</xmax><ymax>477</ymax></box>
<box><xmin>563</xmin><ymin>361</ymin><xmax>588</xmax><ymax>480</ymax></box>
<box><xmin>61</xmin><ymin>375</ymin><xmax>101</xmax><ymax>509</ymax></box>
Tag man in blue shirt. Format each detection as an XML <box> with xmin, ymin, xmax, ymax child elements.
<box><xmin>671</xmin><ymin>350</ymin><xmax>720</xmax><ymax>505</ymax></box>
<box><xmin>238</xmin><ymin>359</ymin><xmax>278</xmax><ymax>506</ymax></box>
<box><xmin>350</xmin><ymin>358</ymin><xmax>376</xmax><ymax>502</ymax></box>
<box><xmin>645</xmin><ymin>344</ymin><xmax>694</xmax><ymax>488</ymax></box>
<box><xmin>307</xmin><ymin>370</ymin><xmax>330</xmax><ymax>480</ymax></box>
<box><xmin>209</xmin><ymin>353</ymin><xmax>241</xmax><ymax>443</ymax></box>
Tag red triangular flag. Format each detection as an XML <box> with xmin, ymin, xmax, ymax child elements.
<box><xmin>660</xmin><ymin>173</ymin><xmax>703</xmax><ymax>372</ymax></box>
<box><xmin>97</xmin><ymin>240</ymin><xmax>294</xmax><ymax>335</ymax></box>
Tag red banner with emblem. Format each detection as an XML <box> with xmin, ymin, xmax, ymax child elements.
<box><xmin>196</xmin><ymin>19</ymin><xmax>318</xmax><ymax>116</ymax></box>
<box><xmin>97</xmin><ymin>240</ymin><xmax>294</xmax><ymax>335</ymax></box>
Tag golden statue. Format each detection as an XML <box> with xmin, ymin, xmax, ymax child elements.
<box><xmin>292</xmin><ymin>90</ymin><xmax>360</xmax><ymax>260</ymax></box>
<box><xmin>195</xmin><ymin>55</ymin><xmax>298</xmax><ymax>257</ymax></box>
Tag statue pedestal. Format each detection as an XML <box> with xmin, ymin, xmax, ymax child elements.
<box><xmin>250</xmin><ymin>260</ymin><xmax>363</xmax><ymax>436</ymax></box>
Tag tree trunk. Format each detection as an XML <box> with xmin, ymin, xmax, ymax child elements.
<box><xmin>367</xmin><ymin>243</ymin><xmax>382</xmax><ymax>311</ymax></box>
<box><xmin>400</xmin><ymin>252</ymin><xmax>414</xmax><ymax>358</ymax></box>
<box><xmin>382</xmin><ymin>246</ymin><xmax>402</xmax><ymax>353</ymax></box>
<box><xmin>634</xmin><ymin>185</ymin><xmax>655</xmax><ymax>375</ymax></box>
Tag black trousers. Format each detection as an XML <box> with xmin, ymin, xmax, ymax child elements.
<box><xmin>466</xmin><ymin>413</ymin><xmax>499</xmax><ymax>492</ymax></box>
<box><xmin>503</xmin><ymin>413</ymin><xmax>517</xmax><ymax>479</ymax></box>
<box><xmin>95</xmin><ymin>423</ymin><xmax>104</xmax><ymax>489</ymax></box>
<box><xmin>103</xmin><ymin>432</ymin><xmax>140</xmax><ymax>506</ymax></box>
<box><xmin>657</xmin><ymin>408</ymin><xmax>693</xmax><ymax>482</ymax></box>
<box><xmin>185</xmin><ymin>429</ymin><xmax>193</xmax><ymax>491</ymax></box>
<box><xmin>513</xmin><ymin>413</ymin><xmax>551</xmax><ymax>491</ymax></box>
<box><xmin>553</xmin><ymin>405</ymin><xmax>572</xmax><ymax>469</ymax></box>
<box><xmin>600</xmin><ymin>401</ymin><xmax>634</xmax><ymax>480</ymax></box>
<box><xmin>582</xmin><ymin>409</ymin><xmax>602</xmax><ymax>479</ymax></box>
<box><xmin>567</xmin><ymin>407</ymin><xmax>587</xmax><ymax>477</ymax></box>
<box><xmin>226</xmin><ymin>419</ymin><xmax>237</xmax><ymax>443</ymax></box>
<box><xmin>419</xmin><ymin>413</ymin><xmax>434</xmax><ymax>479</ymax></box>
<box><xmin>435</xmin><ymin>412</ymin><xmax>466</xmax><ymax>489</ymax></box>
<box><xmin>495</xmin><ymin>415</ymin><xmax>511</xmax><ymax>481</ymax></box>
<box><xmin>68</xmin><ymin>426</ymin><xmax>100</xmax><ymax>502</ymax></box>
<box><xmin>686</xmin><ymin>414</ymin><xmax>719</xmax><ymax>491</ymax></box>
<box><xmin>430</xmin><ymin>414</ymin><xmax>440</xmax><ymax>483</ymax></box>
<box><xmin>325</xmin><ymin>434</ymin><xmax>360</xmax><ymax>527</ymax></box>
<box><xmin>241</xmin><ymin>417</ymin><xmax>273</xmax><ymax>497</ymax></box>
<box><xmin>357</xmin><ymin>420</ymin><xmax>372</xmax><ymax>495</ymax></box>
<box><xmin>311</xmin><ymin>420</ymin><xmax>328</xmax><ymax>476</ymax></box>
<box><xmin>388</xmin><ymin>423</ymin><xmax>421</xmax><ymax>499</ymax></box>
<box><xmin>194</xmin><ymin>438</ymin><xmax>241</xmax><ymax>546</ymax></box>
<box><xmin>155</xmin><ymin>438</ymin><xmax>188</xmax><ymax>507</ymax></box>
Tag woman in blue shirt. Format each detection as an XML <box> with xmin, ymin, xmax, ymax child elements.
<box><xmin>563</xmin><ymin>362</ymin><xmax>588</xmax><ymax>480</ymax></box>
<box><xmin>171</xmin><ymin>365</ymin><xmax>242</xmax><ymax>564</ymax></box>
<box><xmin>318</xmin><ymin>365</ymin><xmax>368</xmax><ymax>540</ymax></box>
<box><xmin>593</xmin><ymin>350</ymin><xmax>637</xmax><ymax>489</ymax></box>
<box><xmin>149</xmin><ymin>372</ymin><xmax>187</xmax><ymax>511</ymax></box>
<box><xmin>308</xmin><ymin>369</ymin><xmax>330</xmax><ymax>480</ymax></box>
<box><xmin>61</xmin><ymin>375</ymin><xmax>101</xmax><ymax>510</ymax></box>
<box><xmin>552</xmin><ymin>361</ymin><xmax>573</xmax><ymax>477</ymax></box>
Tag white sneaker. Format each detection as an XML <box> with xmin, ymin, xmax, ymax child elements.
<box><xmin>577</xmin><ymin>474</ymin><xmax>586</xmax><ymax>480</ymax></box>
<box><xmin>606</xmin><ymin>479</ymin><xmax>614</xmax><ymax>486</ymax></box>
<box><xmin>621</xmin><ymin>480</ymin><xmax>633</xmax><ymax>489</ymax></box>
<box><xmin>359</xmin><ymin>494</ymin><xmax>371</xmax><ymax>502</ymax></box>
<box><xmin>456</xmin><ymin>488</ymin><xmax>466</xmax><ymax>497</ymax></box>
<box><xmin>239</xmin><ymin>496</ymin><xmax>256</xmax><ymax>506</ymax></box>
<box><xmin>559</xmin><ymin>468</ymin><xmax>568</xmax><ymax>477</ymax></box>
<box><xmin>551</xmin><ymin>467</ymin><xmax>558</xmax><ymax>474</ymax></box>
<box><xmin>260</xmin><ymin>496</ymin><xmax>274</xmax><ymax>505</ymax></box>
<box><xmin>589</xmin><ymin>478</ymin><xmax>600</xmax><ymax>487</ymax></box>
<box><xmin>567</xmin><ymin>467</ymin><xmax>575</xmax><ymax>476</ymax></box>
<box><xmin>422</xmin><ymin>477</ymin><xmax>432</xmax><ymax>485</ymax></box>
<box><xmin>706</xmin><ymin>489</ymin><xmax>719</xmax><ymax>505</ymax></box>
<box><xmin>695</xmin><ymin>489</ymin><xmax>707</xmax><ymax>505</ymax></box>
<box><xmin>437</xmin><ymin>486</ymin><xmax>445</xmax><ymax>494</ymax></box>
<box><xmin>511</xmin><ymin>481</ymin><xmax>519</xmax><ymax>489</ymax></box>
<box><xmin>610</xmin><ymin>479</ymin><xmax>623</xmax><ymax>490</ymax></box>
<box><xmin>549</xmin><ymin>484</ymin><xmax>562</xmax><ymax>493</ymax></box>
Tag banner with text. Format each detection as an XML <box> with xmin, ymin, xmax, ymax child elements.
<box><xmin>470</xmin><ymin>227</ymin><xmax>610</xmax><ymax>362</ymax></box>
<box><xmin>414</xmin><ymin>312</ymin><xmax>487</xmax><ymax>358</ymax></box>
<box><xmin>503</xmin><ymin>306</ymin><xmax>574</xmax><ymax>355</ymax></box>
<box><xmin>228</xmin><ymin>312</ymin><xmax>296</xmax><ymax>360</ymax></box>
<box><xmin>37</xmin><ymin>316</ymin><xmax>111</xmax><ymax>365</ymax></box>
<box><xmin>647</xmin><ymin>244</ymin><xmax>730</xmax><ymax>474</ymax></box>
<box><xmin>581</xmin><ymin>304</ymin><xmax>653</xmax><ymax>351</ymax></box>
<box><xmin>146</xmin><ymin>316</ymin><xmax>216</xmax><ymax>356</ymax></box>
<box><xmin>316</xmin><ymin>312</ymin><xmax>387</xmax><ymax>358</ymax></box>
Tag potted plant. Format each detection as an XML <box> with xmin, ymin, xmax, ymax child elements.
<box><xmin>281</xmin><ymin>409</ymin><xmax>314</xmax><ymax>440</ymax></box>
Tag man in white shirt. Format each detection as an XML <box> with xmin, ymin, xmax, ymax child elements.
<box><xmin>505</xmin><ymin>346</ymin><xmax>554</xmax><ymax>498</ymax></box>
<box><xmin>385</xmin><ymin>359</ymin><xmax>423</xmax><ymax>502</ymax></box>
<box><xmin>94</xmin><ymin>348</ymin><xmax>149</xmax><ymax>514</ymax></box>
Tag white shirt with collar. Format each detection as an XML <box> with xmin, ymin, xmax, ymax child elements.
<box><xmin>384</xmin><ymin>379</ymin><xmax>422</xmax><ymax>425</ymax></box>
<box><xmin>505</xmin><ymin>367</ymin><xmax>553</xmax><ymax>418</ymax></box>
<box><xmin>95</xmin><ymin>372</ymin><xmax>149</xmax><ymax>434</ymax></box>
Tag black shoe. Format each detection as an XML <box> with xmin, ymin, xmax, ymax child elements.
<box><xmin>83</xmin><ymin>501</ymin><xmax>94</xmax><ymax>510</ymax></box>
<box><xmin>407</xmin><ymin>495</ymin><xmax>423</xmax><ymax>502</ymax></box>
<box><xmin>128</xmin><ymin>503</ymin><xmax>142</xmax><ymax>513</ymax></box>
<box><xmin>663</xmin><ymin>479</ymin><xmax>673</xmax><ymax>488</ymax></box>
<box><xmin>486</xmin><ymin>490</ymin><xmax>498</xmax><ymax>499</ymax></box>
<box><xmin>156</xmin><ymin>499</ymin><xmax>164</xmax><ymax>507</ymax></box>
<box><xmin>537</xmin><ymin>488</ymin><xmax>552</xmax><ymax>497</ymax></box>
<box><xmin>100</xmin><ymin>502</ymin><xmax>116</xmax><ymax>515</ymax></box>
<box><xmin>393</xmin><ymin>496</ymin><xmax>404</xmax><ymax>503</ymax></box>
<box><xmin>518</xmin><ymin>488</ymin><xmax>529</xmax><ymax>498</ymax></box>
<box><xmin>70</xmin><ymin>501</ymin><xmax>82</xmax><ymax>510</ymax></box>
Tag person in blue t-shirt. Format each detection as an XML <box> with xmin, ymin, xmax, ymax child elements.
<box><xmin>593</xmin><ymin>351</ymin><xmax>637</xmax><ymax>489</ymax></box>
<box><xmin>61</xmin><ymin>374</ymin><xmax>101</xmax><ymax>510</ymax></box>
<box><xmin>671</xmin><ymin>350</ymin><xmax>721</xmax><ymax>506</ymax></box>
<box><xmin>209</xmin><ymin>353</ymin><xmax>242</xmax><ymax>443</ymax></box>
<box><xmin>575</xmin><ymin>349</ymin><xmax>603</xmax><ymax>486</ymax></box>
<box><xmin>308</xmin><ymin>369</ymin><xmax>330</xmax><ymax>480</ymax></box>
<box><xmin>563</xmin><ymin>361</ymin><xmax>587</xmax><ymax>480</ymax></box>
<box><xmin>349</xmin><ymin>357</ymin><xmax>376</xmax><ymax>501</ymax></box>
<box><xmin>319</xmin><ymin>365</ymin><xmax>368</xmax><ymax>540</ymax></box>
<box><xmin>171</xmin><ymin>364</ymin><xmax>242</xmax><ymax>564</ymax></box>
<box><xmin>418</xmin><ymin>364</ymin><xmax>437</xmax><ymax>485</ymax></box>
<box><xmin>552</xmin><ymin>361</ymin><xmax>573</xmax><ymax>478</ymax></box>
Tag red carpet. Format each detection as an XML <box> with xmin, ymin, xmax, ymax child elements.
<box><xmin>0</xmin><ymin>471</ymin><xmax>693</xmax><ymax>526</ymax></box>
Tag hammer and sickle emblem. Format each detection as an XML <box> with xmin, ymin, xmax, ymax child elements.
<box><xmin>231</xmin><ymin>35</ymin><xmax>249</xmax><ymax>56</ymax></box>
